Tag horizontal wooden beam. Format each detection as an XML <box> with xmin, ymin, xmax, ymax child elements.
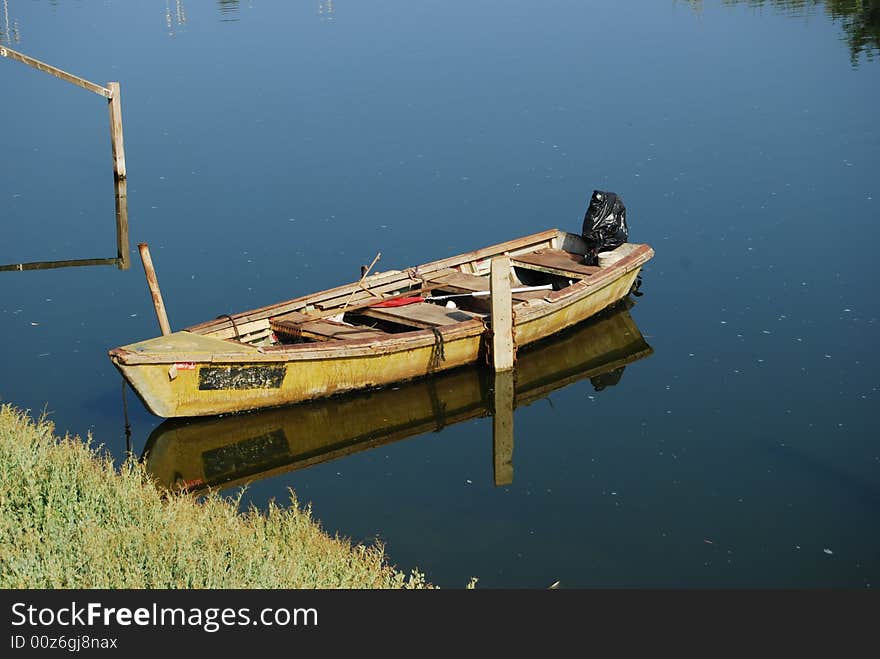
<box><xmin>0</xmin><ymin>45</ymin><xmax>111</xmax><ymax>98</ymax></box>
<box><xmin>0</xmin><ymin>257</ymin><xmax>120</xmax><ymax>272</ymax></box>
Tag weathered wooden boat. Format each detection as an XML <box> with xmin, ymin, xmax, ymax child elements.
<box><xmin>109</xmin><ymin>228</ymin><xmax>653</xmax><ymax>418</ymax></box>
<box><xmin>142</xmin><ymin>302</ymin><xmax>653</xmax><ymax>492</ymax></box>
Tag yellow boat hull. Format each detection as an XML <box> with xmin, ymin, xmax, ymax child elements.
<box><xmin>110</xmin><ymin>230</ymin><xmax>653</xmax><ymax>418</ymax></box>
<box><xmin>143</xmin><ymin>302</ymin><xmax>653</xmax><ymax>491</ymax></box>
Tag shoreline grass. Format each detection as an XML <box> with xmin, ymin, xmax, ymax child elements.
<box><xmin>0</xmin><ymin>404</ymin><xmax>431</xmax><ymax>588</ymax></box>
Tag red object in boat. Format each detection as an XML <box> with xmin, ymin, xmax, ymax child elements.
<box><xmin>370</xmin><ymin>296</ymin><xmax>425</xmax><ymax>308</ymax></box>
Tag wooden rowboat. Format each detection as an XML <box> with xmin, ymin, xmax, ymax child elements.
<box><xmin>142</xmin><ymin>302</ymin><xmax>653</xmax><ymax>492</ymax></box>
<box><xmin>109</xmin><ymin>228</ymin><xmax>653</xmax><ymax>418</ymax></box>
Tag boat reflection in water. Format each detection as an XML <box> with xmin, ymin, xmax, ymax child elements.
<box><xmin>142</xmin><ymin>299</ymin><xmax>653</xmax><ymax>493</ymax></box>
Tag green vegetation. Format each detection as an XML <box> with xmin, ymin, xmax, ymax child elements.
<box><xmin>825</xmin><ymin>0</ymin><xmax>880</xmax><ymax>62</ymax></box>
<box><xmin>682</xmin><ymin>0</ymin><xmax>880</xmax><ymax>65</ymax></box>
<box><xmin>0</xmin><ymin>404</ymin><xmax>431</xmax><ymax>588</ymax></box>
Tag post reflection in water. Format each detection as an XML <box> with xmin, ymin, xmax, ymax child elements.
<box><xmin>141</xmin><ymin>300</ymin><xmax>654</xmax><ymax>495</ymax></box>
<box><xmin>492</xmin><ymin>369</ymin><xmax>514</xmax><ymax>487</ymax></box>
<box><xmin>0</xmin><ymin>178</ymin><xmax>130</xmax><ymax>272</ymax></box>
<box><xmin>318</xmin><ymin>0</ymin><xmax>335</xmax><ymax>22</ymax></box>
<box><xmin>165</xmin><ymin>0</ymin><xmax>187</xmax><ymax>36</ymax></box>
<box><xmin>1</xmin><ymin>0</ymin><xmax>21</xmax><ymax>45</ymax></box>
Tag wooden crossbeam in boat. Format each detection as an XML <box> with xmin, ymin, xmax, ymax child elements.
<box><xmin>510</xmin><ymin>248</ymin><xmax>601</xmax><ymax>278</ymax></box>
<box><xmin>425</xmin><ymin>271</ymin><xmax>490</xmax><ymax>290</ymax></box>
<box><xmin>271</xmin><ymin>311</ymin><xmax>387</xmax><ymax>342</ymax></box>
<box><xmin>427</xmin><ymin>271</ymin><xmax>547</xmax><ymax>302</ymax></box>
<box><xmin>312</xmin><ymin>270</ymin><xmax>456</xmax><ymax>311</ymax></box>
<box><xmin>361</xmin><ymin>302</ymin><xmax>484</xmax><ymax>330</ymax></box>
<box><xmin>184</xmin><ymin>229</ymin><xmax>562</xmax><ymax>335</ymax></box>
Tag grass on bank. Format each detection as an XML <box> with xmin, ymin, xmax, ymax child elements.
<box><xmin>0</xmin><ymin>404</ymin><xmax>431</xmax><ymax>588</ymax></box>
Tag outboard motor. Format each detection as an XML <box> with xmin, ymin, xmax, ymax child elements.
<box><xmin>581</xmin><ymin>190</ymin><xmax>628</xmax><ymax>265</ymax></box>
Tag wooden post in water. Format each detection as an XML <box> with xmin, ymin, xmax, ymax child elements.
<box><xmin>490</xmin><ymin>255</ymin><xmax>515</xmax><ymax>371</ymax></box>
<box><xmin>492</xmin><ymin>369</ymin><xmax>514</xmax><ymax>487</ymax></box>
<box><xmin>0</xmin><ymin>46</ymin><xmax>126</xmax><ymax>180</ymax></box>
<box><xmin>114</xmin><ymin>178</ymin><xmax>130</xmax><ymax>270</ymax></box>
<box><xmin>138</xmin><ymin>243</ymin><xmax>172</xmax><ymax>336</ymax></box>
<box><xmin>107</xmin><ymin>82</ymin><xmax>127</xmax><ymax>180</ymax></box>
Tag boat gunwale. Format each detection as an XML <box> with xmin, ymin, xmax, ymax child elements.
<box><xmin>182</xmin><ymin>227</ymin><xmax>563</xmax><ymax>336</ymax></box>
<box><xmin>109</xmin><ymin>317</ymin><xmax>487</xmax><ymax>365</ymax></box>
<box><xmin>108</xmin><ymin>242</ymin><xmax>653</xmax><ymax>366</ymax></box>
<box><xmin>515</xmin><ymin>243</ymin><xmax>653</xmax><ymax>322</ymax></box>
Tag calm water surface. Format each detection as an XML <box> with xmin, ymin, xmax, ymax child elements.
<box><xmin>2</xmin><ymin>1</ymin><xmax>878</xmax><ymax>588</ymax></box>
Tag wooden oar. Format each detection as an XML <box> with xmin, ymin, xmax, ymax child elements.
<box><xmin>367</xmin><ymin>284</ymin><xmax>553</xmax><ymax>308</ymax></box>
<box><xmin>340</xmin><ymin>252</ymin><xmax>382</xmax><ymax>313</ymax></box>
<box><xmin>425</xmin><ymin>284</ymin><xmax>553</xmax><ymax>301</ymax></box>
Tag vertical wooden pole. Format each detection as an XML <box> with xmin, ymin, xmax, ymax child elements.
<box><xmin>107</xmin><ymin>82</ymin><xmax>127</xmax><ymax>180</ymax></box>
<box><xmin>492</xmin><ymin>369</ymin><xmax>514</xmax><ymax>487</ymax></box>
<box><xmin>490</xmin><ymin>255</ymin><xmax>515</xmax><ymax>371</ymax></box>
<box><xmin>138</xmin><ymin>243</ymin><xmax>172</xmax><ymax>336</ymax></box>
<box><xmin>114</xmin><ymin>178</ymin><xmax>130</xmax><ymax>270</ymax></box>
<box><xmin>121</xmin><ymin>380</ymin><xmax>133</xmax><ymax>458</ymax></box>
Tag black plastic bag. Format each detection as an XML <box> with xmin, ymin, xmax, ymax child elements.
<box><xmin>581</xmin><ymin>190</ymin><xmax>628</xmax><ymax>265</ymax></box>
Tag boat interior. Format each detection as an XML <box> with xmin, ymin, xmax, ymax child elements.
<box><xmin>187</xmin><ymin>231</ymin><xmax>639</xmax><ymax>349</ymax></box>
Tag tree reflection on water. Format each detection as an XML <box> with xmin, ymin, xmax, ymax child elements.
<box><xmin>683</xmin><ymin>0</ymin><xmax>879</xmax><ymax>65</ymax></box>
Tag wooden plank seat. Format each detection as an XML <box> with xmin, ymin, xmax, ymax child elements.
<box><xmin>511</xmin><ymin>248</ymin><xmax>601</xmax><ymax>278</ymax></box>
<box><xmin>271</xmin><ymin>311</ymin><xmax>387</xmax><ymax>342</ymax></box>
<box><xmin>426</xmin><ymin>270</ymin><xmax>546</xmax><ymax>302</ymax></box>
<box><xmin>361</xmin><ymin>302</ymin><xmax>484</xmax><ymax>330</ymax></box>
<box><xmin>312</xmin><ymin>267</ymin><xmax>463</xmax><ymax>311</ymax></box>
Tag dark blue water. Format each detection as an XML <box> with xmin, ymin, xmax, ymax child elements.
<box><xmin>2</xmin><ymin>1</ymin><xmax>878</xmax><ymax>588</ymax></box>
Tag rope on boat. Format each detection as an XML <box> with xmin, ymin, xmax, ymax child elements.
<box><xmin>482</xmin><ymin>309</ymin><xmax>517</xmax><ymax>368</ymax></box>
<box><xmin>427</xmin><ymin>378</ymin><xmax>448</xmax><ymax>432</ymax></box>
<box><xmin>406</xmin><ymin>266</ymin><xmax>425</xmax><ymax>285</ymax></box>
<box><xmin>429</xmin><ymin>326</ymin><xmax>446</xmax><ymax>372</ymax></box>
<box><xmin>216</xmin><ymin>313</ymin><xmax>241</xmax><ymax>341</ymax></box>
